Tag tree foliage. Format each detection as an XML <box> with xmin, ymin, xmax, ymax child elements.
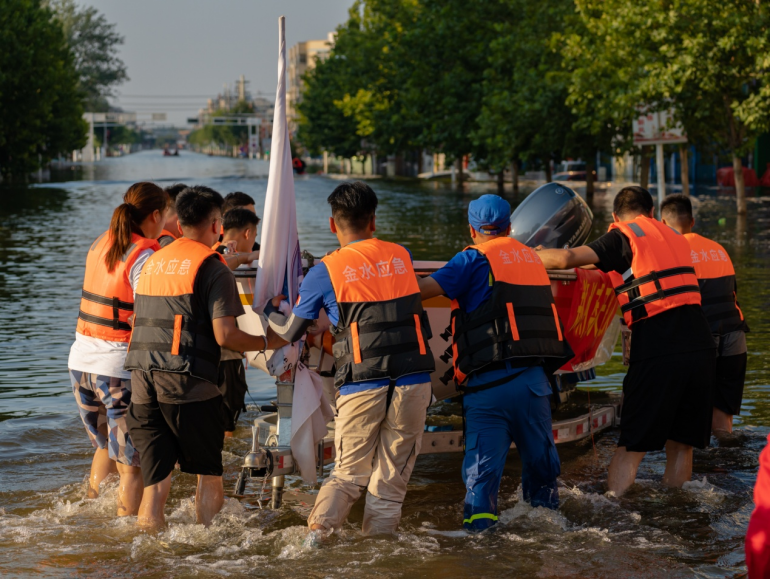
<box><xmin>565</xmin><ymin>0</ymin><xmax>770</xmax><ymax>211</ymax></box>
<box><xmin>188</xmin><ymin>101</ymin><xmax>257</xmax><ymax>149</ymax></box>
<box><xmin>297</xmin><ymin>0</ymin><xmax>770</xmax><ymax>199</ymax></box>
<box><xmin>0</xmin><ymin>0</ymin><xmax>86</xmax><ymax>178</ymax></box>
<box><xmin>49</xmin><ymin>0</ymin><xmax>128</xmax><ymax>111</ymax></box>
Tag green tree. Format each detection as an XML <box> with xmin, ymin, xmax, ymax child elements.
<box><xmin>297</xmin><ymin>1</ymin><xmax>418</xmax><ymax>165</ymax></box>
<box><xmin>49</xmin><ymin>0</ymin><xmax>128</xmax><ymax>111</ymax></box>
<box><xmin>188</xmin><ymin>101</ymin><xmax>256</xmax><ymax>153</ymax></box>
<box><xmin>0</xmin><ymin>0</ymin><xmax>86</xmax><ymax>178</ymax></box>
<box><xmin>566</xmin><ymin>0</ymin><xmax>770</xmax><ymax>213</ymax></box>
<box><xmin>475</xmin><ymin>0</ymin><xmax>626</xmax><ymax>197</ymax></box>
<box><xmin>399</xmin><ymin>0</ymin><xmax>505</xmax><ymax>179</ymax></box>
<box><xmin>296</xmin><ymin>43</ymin><xmax>361</xmax><ymax>160</ymax></box>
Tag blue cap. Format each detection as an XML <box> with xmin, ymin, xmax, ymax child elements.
<box><xmin>468</xmin><ymin>194</ymin><xmax>512</xmax><ymax>235</ymax></box>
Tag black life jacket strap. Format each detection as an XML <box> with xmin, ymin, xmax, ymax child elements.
<box><xmin>334</xmin><ymin>318</ymin><xmax>417</xmax><ymax>340</ymax></box>
<box><xmin>614</xmin><ymin>266</ymin><xmax>696</xmax><ymax>295</ymax></box>
<box><xmin>78</xmin><ymin>310</ymin><xmax>132</xmax><ymax>332</ymax></box>
<box><xmin>126</xmin><ymin>342</ymin><xmax>221</xmax><ymax>365</ymax></box>
<box><xmin>700</xmin><ymin>294</ymin><xmax>737</xmax><ymax>306</ymax></box>
<box><xmin>454</xmin><ymin>329</ymin><xmax>561</xmax><ymax>366</ymax></box>
<box><xmin>620</xmin><ymin>284</ymin><xmax>701</xmax><ymax>313</ymax></box>
<box><xmin>133</xmin><ymin>317</ymin><xmax>212</xmax><ymax>335</ymax></box>
<box><xmin>81</xmin><ymin>289</ymin><xmax>134</xmax><ymax>311</ymax></box>
<box><xmin>453</xmin><ymin>305</ymin><xmax>554</xmax><ymax>335</ymax></box>
<box><xmin>336</xmin><ymin>341</ymin><xmax>423</xmax><ymax>365</ymax></box>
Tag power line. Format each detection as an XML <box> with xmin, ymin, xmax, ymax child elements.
<box><xmin>117</xmin><ymin>92</ymin><xmax>273</xmax><ymax>98</ymax></box>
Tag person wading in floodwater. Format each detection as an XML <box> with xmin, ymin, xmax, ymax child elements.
<box><xmin>213</xmin><ymin>207</ymin><xmax>262</xmax><ymax>438</ymax></box>
<box><xmin>418</xmin><ymin>194</ymin><xmax>569</xmax><ymax>531</ymax></box>
<box><xmin>537</xmin><ymin>186</ymin><xmax>716</xmax><ymax>496</ymax></box>
<box><xmin>661</xmin><ymin>194</ymin><xmax>750</xmax><ymax>442</ymax></box>
<box><xmin>124</xmin><ymin>186</ymin><xmax>284</xmax><ymax>529</ymax></box>
<box><xmin>68</xmin><ymin>181</ymin><xmax>167</xmax><ymax>516</ymax></box>
<box><xmin>265</xmin><ymin>181</ymin><xmax>435</xmax><ymax>538</ymax></box>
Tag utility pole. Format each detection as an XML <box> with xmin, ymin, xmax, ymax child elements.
<box><xmin>656</xmin><ymin>142</ymin><xmax>666</xmax><ymax>213</ymax></box>
<box><xmin>82</xmin><ymin>113</ymin><xmax>95</xmax><ymax>162</ymax></box>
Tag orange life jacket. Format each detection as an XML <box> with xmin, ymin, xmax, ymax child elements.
<box><xmin>322</xmin><ymin>238</ymin><xmax>434</xmax><ymax>388</ymax></box>
<box><xmin>157</xmin><ymin>228</ymin><xmax>178</xmax><ymax>248</ymax></box>
<box><xmin>607</xmin><ymin>216</ymin><xmax>701</xmax><ymax>327</ymax></box>
<box><xmin>76</xmin><ymin>232</ymin><xmax>159</xmax><ymax>342</ymax></box>
<box><xmin>445</xmin><ymin>237</ymin><xmax>571</xmax><ymax>387</ymax></box>
<box><xmin>684</xmin><ymin>233</ymin><xmax>747</xmax><ymax>335</ymax></box>
<box><xmin>124</xmin><ymin>238</ymin><xmax>228</xmax><ymax>384</ymax></box>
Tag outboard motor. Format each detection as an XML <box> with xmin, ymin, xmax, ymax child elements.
<box><xmin>509</xmin><ymin>182</ymin><xmax>593</xmax><ymax>249</ymax></box>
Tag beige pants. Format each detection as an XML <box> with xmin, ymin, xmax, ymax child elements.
<box><xmin>307</xmin><ymin>381</ymin><xmax>431</xmax><ymax>535</ymax></box>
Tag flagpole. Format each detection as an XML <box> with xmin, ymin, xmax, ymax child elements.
<box><xmin>271</xmin><ymin>15</ymin><xmax>293</xmax><ymax>509</ymax></box>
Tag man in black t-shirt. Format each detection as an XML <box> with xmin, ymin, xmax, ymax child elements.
<box><xmin>125</xmin><ymin>186</ymin><xmax>285</xmax><ymax>529</ymax></box>
<box><xmin>537</xmin><ymin>186</ymin><xmax>716</xmax><ymax>497</ymax></box>
<box><xmin>213</xmin><ymin>208</ymin><xmax>261</xmax><ymax>437</ymax></box>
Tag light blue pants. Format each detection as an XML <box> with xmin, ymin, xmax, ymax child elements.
<box><xmin>462</xmin><ymin>365</ymin><xmax>560</xmax><ymax>531</ymax></box>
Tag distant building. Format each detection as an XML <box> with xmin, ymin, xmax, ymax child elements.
<box><xmin>252</xmin><ymin>96</ymin><xmax>274</xmax><ymax>120</ymax></box>
<box><xmin>287</xmin><ymin>33</ymin><xmax>334</xmax><ymax>134</ymax></box>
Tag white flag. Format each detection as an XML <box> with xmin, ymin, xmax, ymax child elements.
<box><xmin>253</xmin><ymin>15</ymin><xmax>303</xmax><ymax>315</ymax></box>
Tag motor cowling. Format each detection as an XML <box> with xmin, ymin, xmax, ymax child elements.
<box><xmin>509</xmin><ymin>182</ymin><xmax>593</xmax><ymax>249</ymax></box>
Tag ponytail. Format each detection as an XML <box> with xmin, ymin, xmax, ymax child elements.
<box><xmin>105</xmin><ymin>182</ymin><xmax>168</xmax><ymax>272</ymax></box>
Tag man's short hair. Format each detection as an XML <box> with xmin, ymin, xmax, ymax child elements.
<box><xmin>223</xmin><ymin>191</ymin><xmax>256</xmax><ymax>214</ymax></box>
<box><xmin>223</xmin><ymin>207</ymin><xmax>260</xmax><ymax>233</ymax></box>
<box><xmin>164</xmin><ymin>183</ymin><xmax>188</xmax><ymax>200</ymax></box>
<box><xmin>613</xmin><ymin>186</ymin><xmax>654</xmax><ymax>218</ymax></box>
<box><xmin>176</xmin><ymin>186</ymin><xmax>224</xmax><ymax>227</ymax></box>
<box><xmin>164</xmin><ymin>183</ymin><xmax>188</xmax><ymax>207</ymax></box>
<box><xmin>327</xmin><ymin>181</ymin><xmax>378</xmax><ymax>232</ymax></box>
<box><xmin>660</xmin><ymin>194</ymin><xmax>693</xmax><ymax>226</ymax></box>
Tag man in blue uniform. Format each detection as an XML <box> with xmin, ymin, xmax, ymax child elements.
<box><xmin>266</xmin><ymin>181</ymin><xmax>434</xmax><ymax>536</ymax></box>
<box><xmin>418</xmin><ymin>194</ymin><xmax>568</xmax><ymax>531</ymax></box>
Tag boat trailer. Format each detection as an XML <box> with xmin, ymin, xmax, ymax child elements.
<box><xmin>234</xmin><ymin>380</ymin><xmax>622</xmax><ymax>508</ymax></box>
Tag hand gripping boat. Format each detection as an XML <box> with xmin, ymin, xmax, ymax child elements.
<box><xmin>231</xmin><ymin>184</ymin><xmax>622</xmax><ymax>504</ymax></box>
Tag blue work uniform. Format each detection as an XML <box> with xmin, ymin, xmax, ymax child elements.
<box><xmin>431</xmin><ymin>249</ymin><xmax>561</xmax><ymax>531</ymax></box>
<box><xmin>294</xmin><ymin>244</ymin><xmax>431</xmax><ymax>395</ymax></box>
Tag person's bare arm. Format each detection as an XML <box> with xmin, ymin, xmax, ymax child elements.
<box><xmin>213</xmin><ymin>316</ymin><xmax>287</xmax><ymax>351</ymax></box>
<box><xmin>536</xmin><ymin>246</ymin><xmax>601</xmax><ymax>270</ymax></box>
<box><xmin>417</xmin><ymin>276</ymin><xmax>446</xmax><ymax>300</ymax></box>
<box><xmin>223</xmin><ymin>250</ymin><xmax>260</xmax><ymax>271</ymax></box>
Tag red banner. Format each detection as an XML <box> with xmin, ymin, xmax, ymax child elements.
<box><xmin>552</xmin><ymin>268</ymin><xmax>618</xmax><ymax>372</ymax></box>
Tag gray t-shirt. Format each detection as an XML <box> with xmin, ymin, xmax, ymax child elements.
<box><xmin>131</xmin><ymin>256</ymin><xmax>244</xmax><ymax>404</ymax></box>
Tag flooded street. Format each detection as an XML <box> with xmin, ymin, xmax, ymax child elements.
<box><xmin>1</xmin><ymin>150</ymin><xmax>768</xmax><ymax>577</ymax></box>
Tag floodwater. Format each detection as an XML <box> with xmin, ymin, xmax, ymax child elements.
<box><xmin>0</xmin><ymin>150</ymin><xmax>768</xmax><ymax>578</ymax></box>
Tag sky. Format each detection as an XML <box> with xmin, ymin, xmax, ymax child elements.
<box><xmin>80</xmin><ymin>0</ymin><xmax>353</xmax><ymax>126</ymax></box>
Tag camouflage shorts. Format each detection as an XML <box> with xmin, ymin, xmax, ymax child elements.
<box><xmin>69</xmin><ymin>370</ymin><xmax>140</xmax><ymax>467</ymax></box>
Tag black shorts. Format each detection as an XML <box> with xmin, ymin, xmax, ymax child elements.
<box><xmin>127</xmin><ymin>396</ymin><xmax>225</xmax><ymax>488</ymax></box>
<box><xmin>618</xmin><ymin>348</ymin><xmax>716</xmax><ymax>452</ymax></box>
<box><xmin>714</xmin><ymin>353</ymin><xmax>747</xmax><ymax>416</ymax></box>
<box><xmin>218</xmin><ymin>359</ymin><xmax>249</xmax><ymax>432</ymax></box>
